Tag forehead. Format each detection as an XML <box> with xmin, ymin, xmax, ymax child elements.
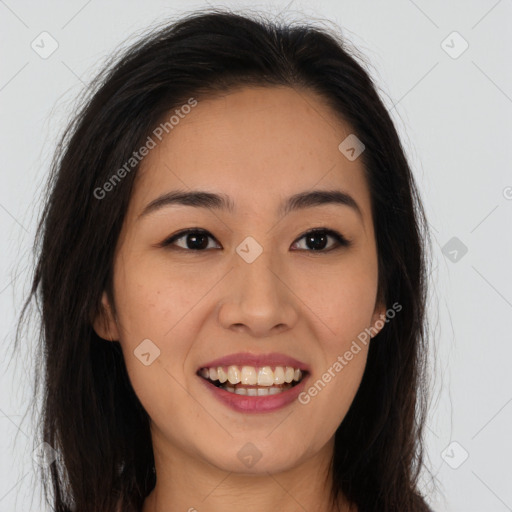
<box><xmin>131</xmin><ymin>86</ymin><xmax>372</xmax><ymax>219</ymax></box>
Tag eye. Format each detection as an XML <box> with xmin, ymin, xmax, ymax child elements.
<box><xmin>161</xmin><ymin>228</ymin><xmax>221</xmax><ymax>251</ymax></box>
<box><xmin>290</xmin><ymin>228</ymin><xmax>351</xmax><ymax>252</ymax></box>
<box><xmin>160</xmin><ymin>227</ymin><xmax>350</xmax><ymax>252</ymax></box>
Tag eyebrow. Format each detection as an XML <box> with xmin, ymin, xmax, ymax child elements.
<box><xmin>138</xmin><ymin>189</ymin><xmax>363</xmax><ymax>221</ymax></box>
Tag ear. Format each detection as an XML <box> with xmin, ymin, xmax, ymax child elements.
<box><xmin>369</xmin><ymin>297</ymin><xmax>387</xmax><ymax>338</ymax></box>
<box><xmin>92</xmin><ymin>291</ymin><xmax>120</xmax><ymax>341</ymax></box>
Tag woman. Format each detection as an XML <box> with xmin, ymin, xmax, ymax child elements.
<box><xmin>19</xmin><ymin>8</ymin><xmax>434</xmax><ymax>512</ymax></box>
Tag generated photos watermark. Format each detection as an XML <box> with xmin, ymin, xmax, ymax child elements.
<box><xmin>94</xmin><ymin>97</ymin><xmax>198</xmax><ymax>200</ymax></box>
<box><xmin>298</xmin><ymin>301</ymin><xmax>402</xmax><ymax>405</ymax></box>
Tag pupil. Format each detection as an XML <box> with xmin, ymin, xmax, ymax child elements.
<box><xmin>307</xmin><ymin>232</ymin><xmax>327</xmax><ymax>250</ymax></box>
<box><xmin>187</xmin><ymin>233</ymin><xmax>208</xmax><ymax>250</ymax></box>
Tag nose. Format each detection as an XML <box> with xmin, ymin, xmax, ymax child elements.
<box><xmin>217</xmin><ymin>245</ymin><xmax>299</xmax><ymax>338</ymax></box>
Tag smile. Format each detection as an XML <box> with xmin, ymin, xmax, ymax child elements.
<box><xmin>198</xmin><ymin>365</ymin><xmax>305</xmax><ymax>395</ymax></box>
<box><xmin>197</xmin><ymin>364</ymin><xmax>309</xmax><ymax>413</ymax></box>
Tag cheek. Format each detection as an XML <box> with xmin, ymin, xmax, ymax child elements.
<box><xmin>295</xmin><ymin>255</ymin><xmax>379</xmax><ymax>344</ymax></box>
<box><xmin>293</xmin><ymin>256</ymin><xmax>377</xmax><ymax>415</ymax></box>
<box><xmin>112</xmin><ymin>253</ymin><xmax>198</xmax><ymax>341</ymax></box>
<box><xmin>111</xmin><ymin>258</ymin><xmax>196</xmax><ymax>398</ymax></box>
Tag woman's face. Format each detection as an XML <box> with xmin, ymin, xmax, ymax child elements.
<box><xmin>94</xmin><ymin>86</ymin><xmax>386</xmax><ymax>475</ymax></box>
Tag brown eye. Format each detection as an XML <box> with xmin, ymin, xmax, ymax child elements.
<box><xmin>291</xmin><ymin>228</ymin><xmax>350</xmax><ymax>252</ymax></box>
<box><xmin>162</xmin><ymin>229</ymin><xmax>221</xmax><ymax>251</ymax></box>
<box><xmin>161</xmin><ymin>227</ymin><xmax>350</xmax><ymax>253</ymax></box>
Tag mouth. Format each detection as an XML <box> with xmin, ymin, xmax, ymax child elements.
<box><xmin>197</xmin><ymin>365</ymin><xmax>308</xmax><ymax>396</ymax></box>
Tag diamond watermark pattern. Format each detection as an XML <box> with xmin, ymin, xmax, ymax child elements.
<box><xmin>236</xmin><ymin>236</ymin><xmax>263</xmax><ymax>263</ymax></box>
<box><xmin>134</xmin><ymin>338</ymin><xmax>161</xmax><ymax>366</ymax></box>
<box><xmin>237</xmin><ymin>442</ymin><xmax>263</xmax><ymax>468</ymax></box>
<box><xmin>441</xmin><ymin>441</ymin><xmax>469</xmax><ymax>469</ymax></box>
<box><xmin>442</xmin><ymin>236</ymin><xmax>468</xmax><ymax>263</ymax></box>
<box><xmin>32</xmin><ymin>442</ymin><xmax>58</xmax><ymax>468</ymax></box>
<box><xmin>441</xmin><ymin>31</ymin><xmax>469</xmax><ymax>59</ymax></box>
<box><xmin>31</xmin><ymin>31</ymin><xmax>59</xmax><ymax>59</ymax></box>
<box><xmin>338</xmin><ymin>134</ymin><xmax>365</xmax><ymax>161</ymax></box>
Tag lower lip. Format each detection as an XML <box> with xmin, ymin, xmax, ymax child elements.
<box><xmin>198</xmin><ymin>374</ymin><xmax>309</xmax><ymax>413</ymax></box>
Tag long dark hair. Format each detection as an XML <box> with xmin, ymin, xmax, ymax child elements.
<box><xmin>16</xmin><ymin>7</ymin><xmax>434</xmax><ymax>512</ymax></box>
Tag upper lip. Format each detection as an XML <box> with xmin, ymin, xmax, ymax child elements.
<box><xmin>198</xmin><ymin>352</ymin><xmax>310</xmax><ymax>372</ymax></box>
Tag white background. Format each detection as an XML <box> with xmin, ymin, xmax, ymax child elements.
<box><xmin>1</xmin><ymin>1</ymin><xmax>511</xmax><ymax>511</ymax></box>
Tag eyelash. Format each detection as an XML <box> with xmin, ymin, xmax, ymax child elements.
<box><xmin>160</xmin><ymin>227</ymin><xmax>351</xmax><ymax>253</ymax></box>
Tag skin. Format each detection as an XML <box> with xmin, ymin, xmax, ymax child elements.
<box><xmin>94</xmin><ymin>86</ymin><xmax>387</xmax><ymax>512</ymax></box>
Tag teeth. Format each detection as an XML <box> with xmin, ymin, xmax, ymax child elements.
<box><xmin>217</xmin><ymin>367</ymin><xmax>228</xmax><ymax>383</ymax></box>
<box><xmin>257</xmin><ymin>366</ymin><xmax>274</xmax><ymax>386</ymax></box>
<box><xmin>284</xmin><ymin>366</ymin><xmax>295</xmax><ymax>383</ymax></box>
<box><xmin>200</xmin><ymin>364</ymin><xmax>305</xmax><ymax>388</ymax></box>
<box><xmin>273</xmin><ymin>366</ymin><xmax>285</xmax><ymax>384</ymax></box>
<box><xmin>227</xmin><ymin>365</ymin><xmax>241</xmax><ymax>385</ymax></box>
<box><xmin>241</xmin><ymin>366</ymin><xmax>258</xmax><ymax>385</ymax></box>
